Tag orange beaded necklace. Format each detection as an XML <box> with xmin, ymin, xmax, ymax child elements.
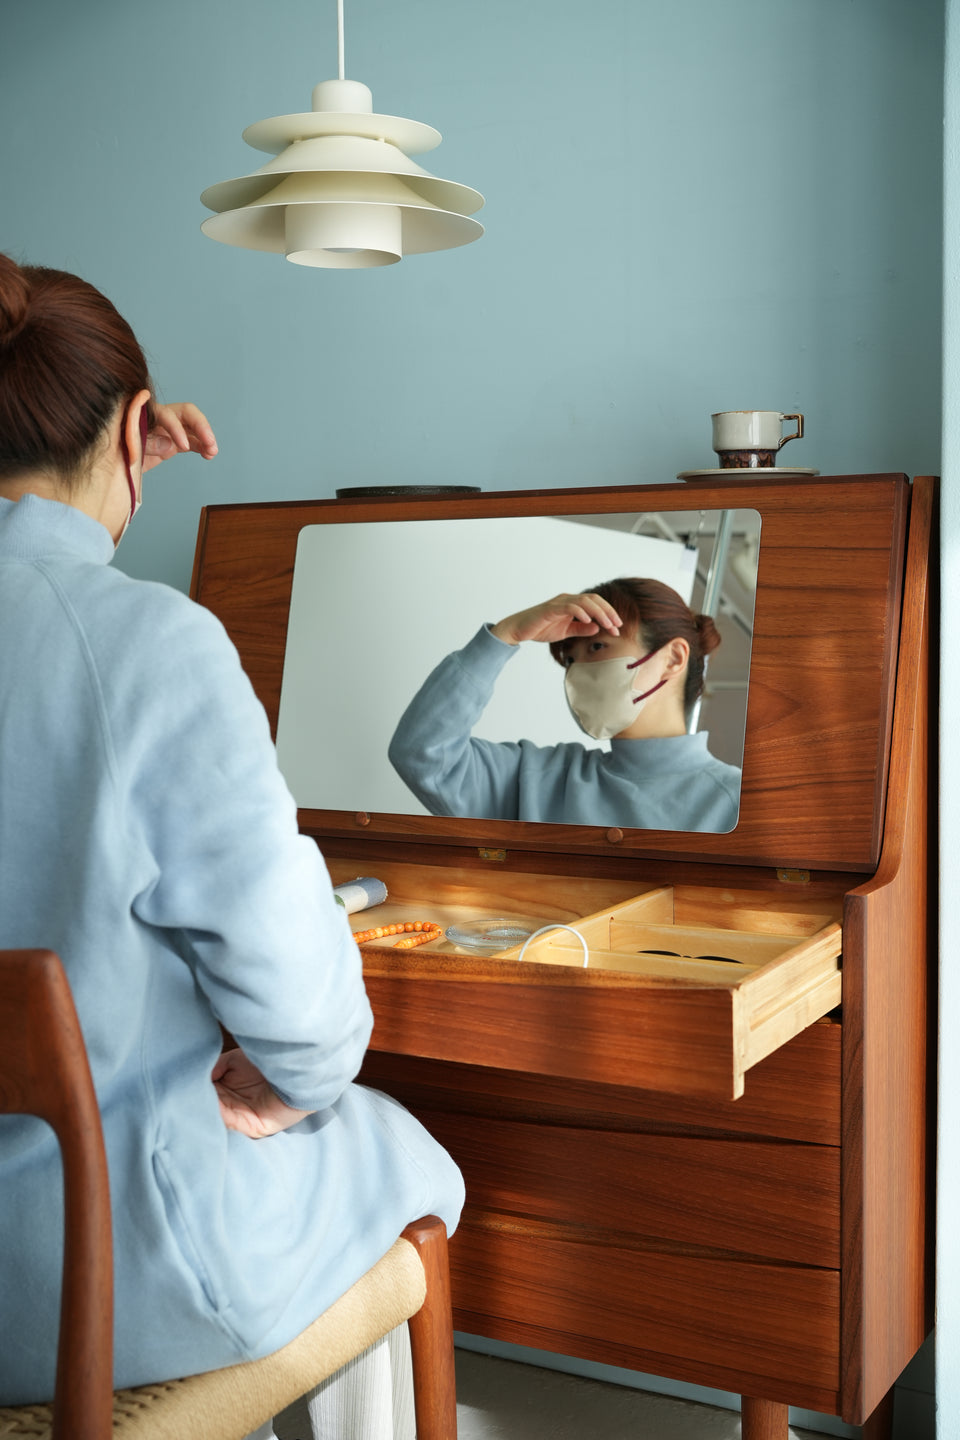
<box><xmin>352</xmin><ymin>921</ymin><xmax>442</xmax><ymax>950</ymax></box>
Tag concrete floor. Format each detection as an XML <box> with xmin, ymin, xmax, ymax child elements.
<box><xmin>454</xmin><ymin>1351</ymin><xmax>823</xmax><ymax>1440</ymax></box>
<box><xmin>269</xmin><ymin>1344</ymin><xmax>837</xmax><ymax>1439</ymax></box>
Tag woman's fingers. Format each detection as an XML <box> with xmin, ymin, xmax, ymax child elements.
<box><xmin>492</xmin><ymin>593</ymin><xmax>623</xmax><ymax>645</ymax></box>
<box><xmin>144</xmin><ymin>402</ymin><xmax>218</xmax><ymax>471</ymax></box>
<box><xmin>529</xmin><ymin>594</ymin><xmax>622</xmax><ymax>642</ymax></box>
<box><xmin>574</xmin><ymin>593</ymin><xmax>622</xmax><ymax>632</ymax></box>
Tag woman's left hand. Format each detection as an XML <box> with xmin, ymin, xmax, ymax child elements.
<box><xmin>212</xmin><ymin>1047</ymin><xmax>313</xmax><ymax>1138</ymax></box>
<box><xmin>144</xmin><ymin>402</ymin><xmax>218</xmax><ymax>472</ymax></box>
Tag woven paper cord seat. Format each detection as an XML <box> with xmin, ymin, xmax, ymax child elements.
<box><xmin>0</xmin><ymin>1233</ymin><xmax>425</xmax><ymax>1440</ymax></box>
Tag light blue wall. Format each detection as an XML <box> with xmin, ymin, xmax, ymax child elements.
<box><xmin>0</xmin><ymin>2</ymin><xmax>945</xmax><ymax>1435</ymax></box>
<box><xmin>0</xmin><ymin>0</ymin><xmax>943</xmax><ymax>593</ymax></box>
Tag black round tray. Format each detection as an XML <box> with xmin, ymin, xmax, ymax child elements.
<box><xmin>335</xmin><ymin>484</ymin><xmax>482</xmax><ymax>498</ymax></box>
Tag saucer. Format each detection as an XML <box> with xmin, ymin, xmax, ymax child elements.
<box><xmin>677</xmin><ymin>467</ymin><xmax>820</xmax><ymax>480</ymax></box>
<box><xmin>444</xmin><ymin>920</ymin><xmax>534</xmax><ymax>954</ymax></box>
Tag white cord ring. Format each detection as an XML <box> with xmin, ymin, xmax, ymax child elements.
<box><xmin>517</xmin><ymin>923</ymin><xmax>590</xmax><ymax>968</ymax></box>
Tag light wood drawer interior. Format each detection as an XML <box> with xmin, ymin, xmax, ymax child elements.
<box><xmin>333</xmin><ymin>859</ymin><xmax>843</xmax><ymax>1100</ymax></box>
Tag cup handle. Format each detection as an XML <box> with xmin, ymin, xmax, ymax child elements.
<box><xmin>779</xmin><ymin>413</ymin><xmax>804</xmax><ymax>447</ymax></box>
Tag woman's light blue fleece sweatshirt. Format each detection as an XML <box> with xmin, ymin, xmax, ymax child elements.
<box><xmin>0</xmin><ymin>495</ymin><xmax>462</xmax><ymax>1403</ymax></box>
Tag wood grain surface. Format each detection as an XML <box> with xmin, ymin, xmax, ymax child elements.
<box><xmin>449</xmin><ymin>1216</ymin><xmax>840</xmax><ymax>1413</ymax></box>
<box><xmin>191</xmin><ymin>473</ymin><xmax>908</xmax><ymax>871</ymax></box>
<box><xmin>837</xmin><ymin>476</ymin><xmax>934</xmax><ymax>1422</ymax></box>
<box><xmin>191</xmin><ymin>473</ymin><xmax>933</xmax><ymax>1429</ymax></box>
<box><xmin>358</xmin><ymin>1024</ymin><xmax>842</xmax><ymax>1145</ymax></box>
<box><xmin>415</xmin><ymin>1109</ymin><xmax>839</xmax><ymax>1267</ymax></box>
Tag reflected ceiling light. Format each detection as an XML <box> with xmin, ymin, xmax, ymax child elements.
<box><xmin>200</xmin><ymin>0</ymin><xmax>484</xmax><ymax>269</ymax></box>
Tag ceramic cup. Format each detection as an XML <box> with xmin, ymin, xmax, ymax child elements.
<box><xmin>711</xmin><ymin>410</ymin><xmax>804</xmax><ymax>468</ymax></box>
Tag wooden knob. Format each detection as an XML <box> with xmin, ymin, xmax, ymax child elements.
<box><xmin>355</xmin><ymin>812</ymin><xmax>371</xmax><ymax>827</ymax></box>
<box><xmin>606</xmin><ymin>827</ymin><xmax>624</xmax><ymax>843</ymax></box>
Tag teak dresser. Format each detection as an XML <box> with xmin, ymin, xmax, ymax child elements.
<box><xmin>191</xmin><ymin>473</ymin><xmax>935</xmax><ymax>1440</ymax></box>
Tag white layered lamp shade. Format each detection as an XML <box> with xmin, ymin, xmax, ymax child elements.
<box><xmin>201</xmin><ymin>79</ymin><xmax>484</xmax><ymax>268</ymax></box>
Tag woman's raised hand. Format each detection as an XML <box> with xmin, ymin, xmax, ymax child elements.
<box><xmin>144</xmin><ymin>402</ymin><xmax>218</xmax><ymax>472</ymax></box>
<box><xmin>490</xmin><ymin>592</ymin><xmax>623</xmax><ymax>647</ymax></box>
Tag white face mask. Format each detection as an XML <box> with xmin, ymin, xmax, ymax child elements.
<box><xmin>116</xmin><ymin>488</ymin><xmax>141</xmax><ymax>545</ymax></box>
<box><xmin>563</xmin><ymin>648</ymin><xmax>667</xmax><ymax>741</ymax></box>
<box><xmin>116</xmin><ymin>403</ymin><xmax>147</xmax><ymax>546</ymax></box>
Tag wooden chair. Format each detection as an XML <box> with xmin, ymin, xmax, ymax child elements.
<box><xmin>0</xmin><ymin>948</ymin><xmax>457</xmax><ymax>1440</ymax></box>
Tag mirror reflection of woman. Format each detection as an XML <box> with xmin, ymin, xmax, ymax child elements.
<box><xmin>389</xmin><ymin>578</ymin><xmax>742</xmax><ymax>832</ymax></box>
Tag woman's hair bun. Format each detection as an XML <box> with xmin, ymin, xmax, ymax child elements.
<box><xmin>694</xmin><ymin>612</ymin><xmax>722</xmax><ymax>656</ymax></box>
<box><xmin>0</xmin><ymin>254</ymin><xmax>30</xmax><ymax>346</ymax></box>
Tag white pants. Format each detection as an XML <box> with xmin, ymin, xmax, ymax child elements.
<box><xmin>246</xmin><ymin>1324</ymin><xmax>416</xmax><ymax>1440</ymax></box>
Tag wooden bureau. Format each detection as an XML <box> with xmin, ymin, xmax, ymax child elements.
<box><xmin>191</xmin><ymin>473</ymin><xmax>935</xmax><ymax>1440</ymax></box>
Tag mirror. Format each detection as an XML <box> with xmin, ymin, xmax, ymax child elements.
<box><xmin>275</xmin><ymin>508</ymin><xmax>760</xmax><ymax>833</ymax></box>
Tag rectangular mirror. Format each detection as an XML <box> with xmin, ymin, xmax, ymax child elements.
<box><xmin>275</xmin><ymin>508</ymin><xmax>759</xmax><ymax>834</ymax></box>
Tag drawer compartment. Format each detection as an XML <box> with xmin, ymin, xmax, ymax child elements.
<box><xmin>360</xmin><ymin>1022</ymin><xmax>842</xmax><ymax>1145</ymax></box>
<box><xmin>419</xmin><ymin>1111</ymin><xmax>840</xmax><ymax>1267</ymax></box>
<box><xmin>360</xmin><ymin>1021</ymin><xmax>842</xmax><ymax>1145</ymax></box>
<box><xmin>341</xmin><ymin>861</ymin><xmax>843</xmax><ymax>1100</ymax></box>
<box><xmin>450</xmin><ymin>1217</ymin><xmax>840</xmax><ymax>1413</ymax></box>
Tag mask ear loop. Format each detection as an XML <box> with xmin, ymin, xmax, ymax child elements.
<box><xmin>517</xmin><ymin>923</ymin><xmax>589</xmax><ymax>968</ymax></box>
<box><xmin>120</xmin><ymin>403</ymin><xmax>149</xmax><ymax>525</ymax></box>
<box><xmin>626</xmin><ymin>648</ymin><xmax>670</xmax><ymax>707</ymax></box>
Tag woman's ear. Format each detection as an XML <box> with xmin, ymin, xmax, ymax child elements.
<box><xmin>663</xmin><ymin>637</ymin><xmax>690</xmax><ymax>675</ymax></box>
<box><xmin>122</xmin><ymin>389</ymin><xmax>153</xmax><ymax>470</ymax></box>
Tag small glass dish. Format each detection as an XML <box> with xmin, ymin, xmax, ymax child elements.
<box><xmin>444</xmin><ymin>920</ymin><xmax>534</xmax><ymax>954</ymax></box>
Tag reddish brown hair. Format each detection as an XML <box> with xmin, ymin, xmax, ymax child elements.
<box><xmin>551</xmin><ymin>577</ymin><xmax>722</xmax><ymax>715</ymax></box>
<box><xmin>0</xmin><ymin>253</ymin><xmax>153</xmax><ymax>485</ymax></box>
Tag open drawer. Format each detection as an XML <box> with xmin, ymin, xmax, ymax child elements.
<box><xmin>332</xmin><ymin>859</ymin><xmax>843</xmax><ymax>1101</ymax></box>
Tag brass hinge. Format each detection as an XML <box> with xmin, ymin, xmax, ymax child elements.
<box><xmin>478</xmin><ymin>848</ymin><xmax>507</xmax><ymax>862</ymax></box>
<box><xmin>777</xmin><ymin>867</ymin><xmax>811</xmax><ymax>884</ymax></box>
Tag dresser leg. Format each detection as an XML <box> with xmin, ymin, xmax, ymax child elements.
<box><xmin>861</xmin><ymin>1385</ymin><xmax>895</xmax><ymax>1440</ymax></box>
<box><xmin>740</xmin><ymin>1396</ymin><xmax>789</xmax><ymax>1440</ymax></box>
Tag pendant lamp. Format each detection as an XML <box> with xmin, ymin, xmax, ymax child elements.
<box><xmin>200</xmin><ymin>0</ymin><xmax>484</xmax><ymax>269</ymax></box>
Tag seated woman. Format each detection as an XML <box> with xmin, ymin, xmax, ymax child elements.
<box><xmin>0</xmin><ymin>255</ymin><xmax>463</xmax><ymax>1417</ymax></box>
<box><xmin>388</xmin><ymin>579</ymin><xmax>741</xmax><ymax>832</ymax></box>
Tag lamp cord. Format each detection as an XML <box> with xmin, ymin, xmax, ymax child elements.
<box><xmin>337</xmin><ymin>0</ymin><xmax>345</xmax><ymax>79</ymax></box>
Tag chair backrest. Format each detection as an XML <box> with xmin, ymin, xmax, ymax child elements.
<box><xmin>0</xmin><ymin>949</ymin><xmax>113</xmax><ymax>1440</ymax></box>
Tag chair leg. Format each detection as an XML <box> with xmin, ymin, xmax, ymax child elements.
<box><xmin>402</xmin><ymin>1217</ymin><xmax>458</xmax><ymax>1440</ymax></box>
<box><xmin>741</xmin><ymin>1396</ymin><xmax>789</xmax><ymax>1440</ymax></box>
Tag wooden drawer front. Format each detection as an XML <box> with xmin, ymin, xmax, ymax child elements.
<box><xmin>450</xmin><ymin>1217</ymin><xmax>840</xmax><ymax>1414</ymax></box>
<box><xmin>421</xmin><ymin>1112</ymin><xmax>839</xmax><ymax>1268</ymax></box>
<box><xmin>365</xmin><ymin>971</ymin><xmax>737</xmax><ymax>1096</ymax></box>
<box><xmin>364</xmin><ymin>957</ymin><xmax>840</xmax><ymax>1102</ymax></box>
<box><xmin>359</xmin><ymin>1019</ymin><xmax>842</xmax><ymax>1145</ymax></box>
<box><xmin>356</xmin><ymin>873</ymin><xmax>842</xmax><ymax>1102</ymax></box>
<box><xmin>348</xmin><ymin>863</ymin><xmax>843</xmax><ymax>1101</ymax></box>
